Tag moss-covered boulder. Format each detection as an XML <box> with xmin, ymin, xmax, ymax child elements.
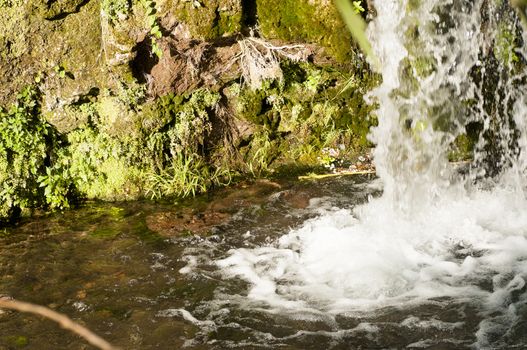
<box><xmin>162</xmin><ymin>0</ymin><xmax>242</xmax><ymax>40</ymax></box>
<box><xmin>31</xmin><ymin>0</ymin><xmax>89</xmax><ymax>20</ymax></box>
<box><xmin>256</xmin><ymin>0</ymin><xmax>354</xmax><ymax>62</ymax></box>
<box><xmin>0</xmin><ymin>0</ymin><xmax>108</xmax><ymax>109</ymax></box>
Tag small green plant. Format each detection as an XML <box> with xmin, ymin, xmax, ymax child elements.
<box><xmin>246</xmin><ymin>131</ymin><xmax>275</xmax><ymax>176</ymax></box>
<box><xmin>141</xmin><ymin>0</ymin><xmax>163</xmax><ymax>58</ymax></box>
<box><xmin>37</xmin><ymin>150</ymin><xmax>74</xmax><ymax>210</ymax></box>
<box><xmin>494</xmin><ymin>23</ymin><xmax>519</xmax><ymax>66</ymax></box>
<box><xmin>352</xmin><ymin>0</ymin><xmax>365</xmax><ymax>14</ymax></box>
<box><xmin>102</xmin><ymin>0</ymin><xmax>131</xmax><ymax>23</ymax></box>
<box><xmin>54</xmin><ymin>65</ymin><xmax>67</xmax><ymax>79</ymax></box>
<box><xmin>145</xmin><ymin>154</ymin><xmax>230</xmax><ymax>199</ymax></box>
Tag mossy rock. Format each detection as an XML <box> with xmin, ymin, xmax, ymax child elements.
<box><xmin>256</xmin><ymin>0</ymin><xmax>354</xmax><ymax>62</ymax></box>
<box><xmin>31</xmin><ymin>0</ymin><xmax>88</xmax><ymax>19</ymax></box>
<box><xmin>95</xmin><ymin>96</ymin><xmax>140</xmax><ymax>138</ymax></box>
<box><xmin>0</xmin><ymin>0</ymin><xmax>109</xmax><ymax>109</ymax></box>
<box><xmin>165</xmin><ymin>0</ymin><xmax>242</xmax><ymax>40</ymax></box>
<box><xmin>225</xmin><ymin>60</ymin><xmax>378</xmax><ymax>170</ymax></box>
<box><xmin>44</xmin><ymin>104</ymin><xmax>92</xmax><ymax>134</ymax></box>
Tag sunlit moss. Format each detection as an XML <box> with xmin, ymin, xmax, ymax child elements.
<box><xmin>256</xmin><ymin>0</ymin><xmax>354</xmax><ymax>62</ymax></box>
<box><xmin>494</xmin><ymin>23</ymin><xmax>519</xmax><ymax>66</ymax></box>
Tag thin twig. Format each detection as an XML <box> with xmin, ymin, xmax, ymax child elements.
<box><xmin>0</xmin><ymin>298</ymin><xmax>120</xmax><ymax>350</ymax></box>
<box><xmin>298</xmin><ymin>170</ymin><xmax>376</xmax><ymax>180</ymax></box>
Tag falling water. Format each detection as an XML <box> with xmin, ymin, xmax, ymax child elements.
<box><xmin>182</xmin><ymin>0</ymin><xmax>527</xmax><ymax>347</ymax></box>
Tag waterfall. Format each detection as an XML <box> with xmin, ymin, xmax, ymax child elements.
<box><xmin>187</xmin><ymin>1</ymin><xmax>527</xmax><ymax>347</ymax></box>
<box><xmin>370</xmin><ymin>0</ymin><xmax>527</xmax><ymax>209</ymax></box>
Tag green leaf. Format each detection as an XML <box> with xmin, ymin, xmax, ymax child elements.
<box><xmin>146</xmin><ymin>6</ymin><xmax>156</xmax><ymax>15</ymax></box>
<box><xmin>151</xmin><ymin>25</ymin><xmax>162</xmax><ymax>38</ymax></box>
<box><xmin>333</xmin><ymin>0</ymin><xmax>379</xmax><ymax>69</ymax></box>
<box><xmin>353</xmin><ymin>1</ymin><xmax>364</xmax><ymax>13</ymax></box>
<box><xmin>147</xmin><ymin>15</ymin><xmax>157</xmax><ymax>26</ymax></box>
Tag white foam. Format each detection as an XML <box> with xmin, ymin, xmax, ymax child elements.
<box><xmin>156</xmin><ymin>308</ymin><xmax>216</xmax><ymax>327</ymax></box>
<box><xmin>217</xmin><ymin>186</ymin><xmax>527</xmax><ymax>312</ymax></box>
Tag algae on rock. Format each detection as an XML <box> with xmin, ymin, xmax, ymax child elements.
<box><xmin>256</xmin><ymin>0</ymin><xmax>356</xmax><ymax>62</ymax></box>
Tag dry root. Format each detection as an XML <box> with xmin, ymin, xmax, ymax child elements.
<box><xmin>237</xmin><ymin>36</ymin><xmax>310</xmax><ymax>89</ymax></box>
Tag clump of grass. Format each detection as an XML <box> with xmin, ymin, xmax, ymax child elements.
<box><xmin>145</xmin><ymin>154</ymin><xmax>231</xmax><ymax>199</ymax></box>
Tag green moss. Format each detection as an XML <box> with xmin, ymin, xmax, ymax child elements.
<box><xmin>227</xmin><ymin>60</ymin><xmax>378</xmax><ymax>172</ymax></box>
<box><xmin>412</xmin><ymin>55</ymin><xmax>436</xmax><ymax>78</ymax></box>
<box><xmin>256</xmin><ymin>0</ymin><xmax>354</xmax><ymax>62</ymax></box>
<box><xmin>173</xmin><ymin>0</ymin><xmax>242</xmax><ymax>40</ymax></box>
<box><xmin>231</xmin><ymin>81</ymin><xmax>277</xmax><ymax>126</ymax></box>
<box><xmin>3</xmin><ymin>335</ymin><xmax>28</xmax><ymax>347</ymax></box>
<box><xmin>102</xmin><ymin>0</ymin><xmax>132</xmax><ymax>23</ymax></box>
<box><xmin>218</xmin><ymin>8</ymin><xmax>242</xmax><ymax>34</ymax></box>
<box><xmin>66</xmin><ymin>127</ymin><xmax>144</xmax><ymax>201</ymax></box>
<box><xmin>0</xmin><ymin>0</ymin><xmax>107</xmax><ymax>108</ymax></box>
<box><xmin>407</xmin><ymin>0</ymin><xmax>422</xmax><ymax>11</ymax></box>
<box><xmin>494</xmin><ymin>22</ymin><xmax>520</xmax><ymax>66</ymax></box>
<box><xmin>448</xmin><ymin>133</ymin><xmax>475</xmax><ymax>162</ymax></box>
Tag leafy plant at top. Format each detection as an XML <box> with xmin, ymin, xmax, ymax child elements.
<box><xmin>141</xmin><ymin>0</ymin><xmax>163</xmax><ymax>58</ymax></box>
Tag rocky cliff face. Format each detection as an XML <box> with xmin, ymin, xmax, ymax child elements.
<box><xmin>0</xmin><ymin>0</ymin><xmax>377</xmax><ymax>221</ymax></box>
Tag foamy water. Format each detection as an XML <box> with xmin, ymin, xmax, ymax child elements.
<box><xmin>180</xmin><ymin>0</ymin><xmax>527</xmax><ymax>347</ymax></box>
<box><xmin>216</xmin><ymin>184</ymin><xmax>527</xmax><ymax>345</ymax></box>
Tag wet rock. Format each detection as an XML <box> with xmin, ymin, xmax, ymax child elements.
<box><xmin>146</xmin><ymin>210</ymin><xmax>230</xmax><ymax>236</ymax></box>
<box><xmin>0</xmin><ymin>0</ymin><xmax>108</xmax><ymax>109</ymax></box>
<box><xmin>148</xmin><ymin>37</ymin><xmax>240</xmax><ymax>96</ymax></box>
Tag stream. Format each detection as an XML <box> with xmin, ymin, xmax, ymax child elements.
<box><xmin>0</xmin><ymin>176</ymin><xmax>395</xmax><ymax>349</ymax></box>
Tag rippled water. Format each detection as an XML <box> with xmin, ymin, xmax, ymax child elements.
<box><xmin>3</xmin><ymin>175</ymin><xmax>527</xmax><ymax>349</ymax></box>
<box><xmin>0</xmin><ymin>176</ymin><xmax>402</xmax><ymax>349</ymax></box>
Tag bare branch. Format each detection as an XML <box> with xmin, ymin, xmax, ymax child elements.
<box><xmin>0</xmin><ymin>298</ymin><xmax>120</xmax><ymax>350</ymax></box>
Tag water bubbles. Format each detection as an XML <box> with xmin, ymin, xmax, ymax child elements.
<box><xmin>72</xmin><ymin>301</ymin><xmax>89</xmax><ymax>312</ymax></box>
